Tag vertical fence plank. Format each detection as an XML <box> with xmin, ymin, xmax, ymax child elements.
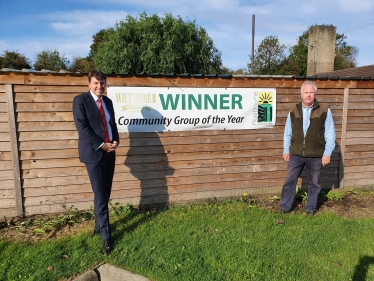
<box><xmin>339</xmin><ymin>87</ymin><xmax>349</xmax><ymax>188</ymax></box>
<box><xmin>6</xmin><ymin>84</ymin><xmax>23</xmax><ymax>216</ymax></box>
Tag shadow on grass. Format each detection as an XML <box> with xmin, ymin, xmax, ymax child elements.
<box><xmin>352</xmin><ymin>255</ymin><xmax>374</xmax><ymax>281</ymax></box>
<box><xmin>111</xmin><ymin>205</ymin><xmax>168</xmax><ymax>242</ymax></box>
<box><xmin>0</xmin><ymin>240</ymin><xmax>10</xmax><ymax>253</ymax></box>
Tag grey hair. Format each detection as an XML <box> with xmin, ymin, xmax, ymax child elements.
<box><xmin>300</xmin><ymin>81</ymin><xmax>317</xmax><ymax>94</ymax></box>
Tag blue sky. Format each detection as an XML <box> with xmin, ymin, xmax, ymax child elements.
<box><xmin>0</xmin><ymin>0</ymin><xmax>374</xmax><ymax>70</ymax></box>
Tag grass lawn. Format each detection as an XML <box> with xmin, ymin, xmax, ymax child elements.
<box><xmin>1</xmin><ymin>192</ymin><xmax>374</xmax><ymax>281</ymax></box>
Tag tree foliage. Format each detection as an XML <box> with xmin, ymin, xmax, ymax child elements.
<box><xmin>334</xmin><ymin>33</ymin><xmax>358</xmax><ymax>70</ymax></box>
<box><xmin>92</xmin><ymin>12</ymin><xmax>222</xmax><ymax>74</ymax></box>
<box><xmin>288</xmin><ymin>31</ymin><xmax>309</xmax><ymax>76</ymax></box>
<box><xmin>287</xmin><ymin>26</ymin><xmax>358</xmax><ymax>75</ymax></box>
<box><xmin>249</xmin><ymin>36</ymin><xmax>287</xmax><ymax>75</ymax></box>
<box><xmin>231</xmin><ymin>68</ymin><xmax>249</xmax><ymax>75</ymax></box>
<box><xmin>69</xmin><ymin>56</ymin><xmax>95</xmax><ymax>73</ymax></box>
<box><xmin>33</xmin><ymin>49</ymin><xmax>69</xmax><ymax>71</ymax></box>
<box><xmin>88</xmin><ymin>28</ymin><xmax>115</xmax><ymax>61</ymax></box>
<box><xmin>250</xmin><ymin>25</ymin><xmax>359</xmax><ymax>75</ymax></box>
<box><xmin>0</xmin><ymin>50</ymin><xmax>31</xmax><ymax>69</ymax></box>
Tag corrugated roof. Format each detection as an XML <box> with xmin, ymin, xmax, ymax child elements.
<box><xmin>315</xmin><ymin>64</ymin><xmax>374</xmax><ymax>77</ymax></box>
<box><xmin>1</xmin><ymin>67</ymin><xmax>373</xmax><ymax>80</ymax></box>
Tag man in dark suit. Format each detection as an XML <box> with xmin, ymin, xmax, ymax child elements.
<box><xmin>73</xmin><ymin>70</ymin><xmax>119</xmax><ymax>255</ymax></box>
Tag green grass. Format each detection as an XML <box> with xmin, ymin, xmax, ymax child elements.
<box><xmin>1</xmin><ymin>198</ymin><xmax>374</xmax><ymax>281</ymax></box>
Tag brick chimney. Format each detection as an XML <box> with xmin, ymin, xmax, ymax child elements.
<box><xmin>307</xmin><ymin>25</ymin><xmax>336</xmax><ymax>76</ymax></box>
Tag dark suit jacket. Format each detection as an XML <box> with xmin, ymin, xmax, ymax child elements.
<box><xmin>73</xmin><ymin>91</ymin><xmax>119</xmax><ymax>164</ymax></box>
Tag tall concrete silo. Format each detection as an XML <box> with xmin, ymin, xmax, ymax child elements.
<box><xmin>307</xmin><ymin>25</ymin><xmax>336</xmax><ymax>76</ymax></box>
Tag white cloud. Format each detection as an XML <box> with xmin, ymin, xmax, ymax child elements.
<box><xmin>51</xmin><ymin>22</ymin><xmax>93</xmax><ymax>35</ymax></box>
<box><xmin>337</xmin><ymin>0</ymin><xmax>374</xmax><ymax>12</ymax></box>
<box><xmin>46</xmin><ymin>10</ymin><xmax>129</xmax><ymax>36</ymax></box>
<box><xmin>299</xmin><ymin>3</ymin><xmax>318</xmax><ymax>15</ymax></box>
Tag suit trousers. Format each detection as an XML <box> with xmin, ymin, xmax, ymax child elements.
<box><xmin>85</xmin><ymin>151</ymin><xmax>115</xmax><ymax>241</ymax></box>
<box><xmin>280</xmin><ymin>154</ymin><xmax>322</xmax><ymax>213</ymax></box>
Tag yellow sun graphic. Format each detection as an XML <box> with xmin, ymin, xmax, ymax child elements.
<box><xmin>258</xmin><ymin>92</ymin><xmax>273</xmax><ymax>105</ymax></box>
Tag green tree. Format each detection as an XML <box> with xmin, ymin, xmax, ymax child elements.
<box><xmin>275</xmin><ymin>58</ymin><xmax>301</xmax><ymax>76</ymax></box>
<box><xmin>92</xmin><ymin>12</ymin><xmax>222</xmax><ymax>74</ymax></box>
<box><xmin>287</xmin><ymin>26</ymin><xmax>358</xmax><ymax>75</ymax></box>
<box><xmin>249</xmin><ymin>36</ymin><xmax>286</xmax><ymax>75</ymax></box>
<box><xmin>288</xmin><ymin>31</ymin><xmax>309</xmax><ymax>76</ymax></box>
<box><xmin>0</xmin><ymin>50</ymin><xmax>31</xmax><ymax>69</ymax></box>
<box><xmin>334</xmin><ymin>33</ymin><xmax>358</xmax><ymax>69</ymax></box>
<box><xmin>88</xmin><ymin>28</ymin><xmax>115</xmax><ymax>60</ymax></box>
<box><xmin>231</xmin><ymin>68</ymin><xmax>249</xmax><ymax>75</ymax></box>
<box><xmin>69</xmin><ymin>56</ymin><xmax>95</xmax><ymax>73</ymax></box>
<box><xmin>220</xmin><ymin>66</ymin><xmax>235</xmax><ymax>75</ymax></box>
<box><xmin>33</xmin><ymin>49</ymin><xmax>69</xmax><ymax>71</ymax></box>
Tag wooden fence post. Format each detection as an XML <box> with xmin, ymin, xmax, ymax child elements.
<box><xmin>5</xmin><ymin>84</ymin><xmax>23</xmax><ymax>216</ymax></box>
<box><xmin>339</xmin><ymin>87</ymin><xmax>349</xmax><ymax>189</ymax></box>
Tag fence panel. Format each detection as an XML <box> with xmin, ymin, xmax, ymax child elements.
<box><xmin>0</xmin><ymin>73</ymin><xmax>372</xmax><ymax>219</ymax></box>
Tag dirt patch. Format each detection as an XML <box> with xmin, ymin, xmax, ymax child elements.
<box><xmin>1</xmin><ymin>191</ymin><xmax>374</xmax><ymax>243</ymax></box>
<box><xmin>0</xmin><ymin>211</ymin><xmax>95</xmax><ymax>243</ymax></box>
<box><xmin>318</xmin><ymin>192</ymin><xmax>374</xmax><ymax>218</ymax></box>
<box><xmin>0</xmin><ymin>218</ymin><xmax>94</xmax><ymax>243</ymax></box>
<box><xmin>258</xmin><ymin>190</ymin><xmax>374</xmax><ymax>219</ymax></box>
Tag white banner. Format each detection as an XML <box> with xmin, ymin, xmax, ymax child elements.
<box><xmin>107</xmin><ymin>87</ymin><xmax>276</xmax><ymax>132</ymax></box>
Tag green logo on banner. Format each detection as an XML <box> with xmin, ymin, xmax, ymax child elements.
<box><xmin>258</xmin><ymin>92</ymin><xmax>273</xmax><ymax>122</ymax></box>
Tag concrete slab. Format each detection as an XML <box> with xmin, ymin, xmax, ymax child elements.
<box><xmin>71</xmin><ymin>264</ymin><xmax>151</xmax><ymax>281</ymax></box>
<box><xmin>97</xmin><ymin>264</ymin><xmax>151</xmax><ymax>281</ymax></box>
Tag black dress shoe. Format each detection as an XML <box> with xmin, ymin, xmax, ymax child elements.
<box><xmin>93</xmin><ymin>229</ymin><xmax>100</xmax><ymax>235</ymax></box>
<box><xmin>306</xmin><ymin>211</ymin><xmax>316</xmax><ymax>216</ymax></box>
<box><xmin>102</xmin><ymin>239</ymin><xmax>112</xmax><ymax>255</ymax></box>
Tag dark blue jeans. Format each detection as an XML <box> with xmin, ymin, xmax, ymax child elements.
<box><xmin>280</xmin><ymin>154</ymin><xmax>322</xmax><ymax>212</ymax></box>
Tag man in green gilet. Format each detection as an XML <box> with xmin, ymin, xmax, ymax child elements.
<box><xmin>280</xmin><ymin>81</ymin><xmax>336</xmax><ymax>215</ymax></box>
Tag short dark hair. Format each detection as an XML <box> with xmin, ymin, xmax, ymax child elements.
<box><xmin>88</xmin><ymin>70</ymin><xmax>107</xmax><ymax>83</ymax></box>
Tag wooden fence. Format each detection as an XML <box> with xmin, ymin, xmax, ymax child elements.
<box><xmin>0</xmin><ymin>71</ymin><xmax>373</xmax><ymax>219</ymax></box>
